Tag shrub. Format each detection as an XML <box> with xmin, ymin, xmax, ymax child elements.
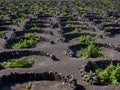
<box><xmin>71</xmin><ymin>28</ymin><xmax>82</xmax><ymax>34</ymax></box>
<box><xmin>105</xmin><ymin>26</ymin><xmax>113</xmax><ymax>31</ymax></box>
<box><xmin>76</xmin><ymin>6</ymin><xmax>88</xmax><ymax>13</ymax></box>
<box><xmin>111</xmin><ymin>65</ymin><xmax>120</xmax><ymax>85</ymax></box>
<box><xmin>77</xmin><ymin>43</ymin><xmax>104</xmax><ymax>58</ymax></box>
<box><xmin>65</xmin><ymin>23</ymin><xmax>75</xmax><ymax>27</ymax></box>
<box><xmin>12</xmin><ymin>33</ymin><xmax>40</xmax><ymax>49</ymax></box>
<box><xmin>95</xmin><ymin>63</ymin><xmax>120</xmax><ymax>85</ymax></box>
<box><xmin>83</xmin><ymin>70</ymin><xmax>93</xmax><ymax>82</ymax></box>
<box><xmin>0</xmin><ymin>57</ymin><xmax>34</xmax><ymax>68</ymax></box>
<box><xmin>0</xmin><ymin>31</ymin><xmax>8</xmax><ymax>35</ymax></box>
<box><xmin>30</xmin><ymin>25</ymin><xmax>41</xmax><ymax>30</ymax></box>
<box><xmin>24</xmin><ymin>82</ymin><xmax>32</xmax><ymax>90</ymax></box>
<box><xmin>76</xmin><ymin>35</ymin><xmax>95</xmax><ymax>44</ymax></box>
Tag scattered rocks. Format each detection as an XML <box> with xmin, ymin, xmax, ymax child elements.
<box><xmin>80</xmin><ymin>69</ymin><xmax>101</xmax><ymax>85</ymax></box>
<box><xmin>57</xmin><ymin>37</ymin><xmax>65</xmax><ymax>42</ymax></box>
<box><xmin>52</xmin><ymin>23</ymin><xmax>60</xmax><ymax>29</ymax></box>
<box><xmin>58</xmin><ymin>30</ymin><xmax>63</xmax><ymax>34</ymax></box>
<box><xmin>64</xmin><ymin>49</ymin><xmax>75</xmax><ymax>57</ymax></box>
<box><xmin>98</xmin><ymin>35</ymin><xmax>103</xmax><ymax>39</ymax></box>
<box><xmin>91</xmin><ymin>75</ymin><xmax>100</xmax><ymax>85</ymax></box>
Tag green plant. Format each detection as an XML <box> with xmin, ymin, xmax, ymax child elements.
<box><xmin>76</xmin><ymin>6</ymin><xmax>88</xmax><ymax>13</ymax></box>
<box><xmin>76</xmin><ymin>35</ymin><xmax>95</xmax><ymax>44</ymax></box>
<box><xmin>71</xmin><ymin>28</ymin><xmax>82</xmax><ymax>34</ymax></box>
<box><xmin>12</xmin><ymin>33</ymin><xmax>40</xmax><ymax>49</ymax></box>
<box><xmin>0</xmin><ymin>57</ymin><xmax>34</xmax><ymax>68</ymax></box>
<box><xmin>77</xmin><ymin>43</ymin><xmax>104</xmax><ymax>58</ymax></box>
<box><xmin>30</xmin><ymin>25</ymin><xmax>41</xmax><ymax>30</ymax></box>
<box><xmin>83</xmin><ymin>70</ymin><xmax>93</xmax><ymax>82</ymax></box>
<box><xmin>95</xmin><ymin>63</ymin><xmax>120</xmax><ymax>85</ymax></box>
<box><xmin>12</xmin><ymin>17</ymin><xmax>25</xmax><ymax>23</ymax></box>
<box><xmin>23</xmin><ymin>82</ymin><xmax>32</xmax><ymax>90</ymax></box>
<box><xmin>105</xmin><ymin>26</ymin><xmax>113</xmax><ymax>30</ymax></box>
<box><xmin>43</xmin><ymin>10</ymin><xmax>53</xmax><ymax>15</ymax></box>
<box><xmin>110</xmin><ymin>64</ymin><xmax>120</xmax><ymax>85</ymax></box>
<box><xmin>67</xmin><ymin>19</ymin><xmax>72</xmax><ymax>23</ymax></box>
<box><xmin>12</xmin><ymin>13</ymin><xmax>27</xmax><ymax>23</ymax></box>
<box><xmin>0</xmin><ymin>31</ymin><xmax>8</xmax><ymax>35</ymax></box>
<box><xmin>3</xmin><ymin>20</ymin><xmax>12</xmax><ymax>24</ymax></box>
<box><xmin>58</xmin><ymin>11</ymin><xmax>67</xmax><ymax>16</ymax></box>
<box><xmin>101</xmin><ymin>20</ymin><xmax>108</xmax><ymax>25</ymax></box>
<box><xmin>33</xmin><ymin>5</ymin><xmax>39</xmax><ymax>11</ymax></box>
<box><xmin>100</xmin><ymin>9</ymin><xmax>107</xmax><ymax>14</ymax></box>
<box><xmin>65</xmin><ymin>23</ymin><xmax>75</xmax><ymax>27</ymax></box>
<box><xmin>66</xmin><ymin>13</ymin><xmax>73</xmax><ymax>17</ymax></box>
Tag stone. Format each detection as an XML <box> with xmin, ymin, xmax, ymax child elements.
<box><xmin>81</xmin><ymin>72</ymin><xmax>87</xmax><ymax>77</ymax></box>
<box><xmin>98</xmin><ymin>35</ymin><xmax>103</xmax><ymax>39</ymax></box>
<box><xmin>49</xmin><ymin>71</ymin><xmax>54</xmax><ymax>80</ymax></box>
<box><xmin>70</xmin><ymin>79</ymin><xmax>77</xmax><ymax>88</ymax></box>
<box><xmin>64</xmin><ymin>50</ymin><xmax>67</xmax><ymax>55</ymax></box>
<box><xmin>58</xmin><ymin>30</ymin><xmax>62</xmax><ymax>34</ymax></box>
<box><xmin>53</xmin><ymin>23</ymin><xmax>59</xmax><ymax>29</ymax></box>
<box><xmin>50</xmin><ymin>40</ymin><xmax>54</xmax><ymax>44</ymax></box>
<box><xmin>83</xmin><ymin>74</ymin><xmax>89</xmax><ymax>79</ymax></box>
<box><xmin>79</xmin><ymin>69</ymin><xmax>85</xmax><ymax>74</ymax></box>
<box><xmin>46</xmin><ymin>52</ymin><xmax>50</xmax><ymax>57</ymax></box>
<box><xmin>92</xmin><ymin>75</ymin><xmax>98</xmax><ymax>80</ymax></box>
<box><xmin>92</xmin><ymin>73</ymin><xmax>96</xmax><ymax>76</ymax></box>
<box><xmin>68</xmin><ymin>51</ymin><xmax>74</xmax><ymax>57</ymax></box>
<box><xmin>3</xmin><ymin>35</ymin><xmax>7</xmax><ymax>40</ymax></box>
<box><xmin>115</xmin><ymin>47</ymin><xmax>120</xmax><ymax>52</ymax></box>
<box><xmin>91</xmin><ymin>75</ymin><xmax>100</xmax><ymax>85</ymax></box>
<box><xmin>51</xmin><ymin>55</ymin><xmax>58</xmax><ymax>61</ymax></box>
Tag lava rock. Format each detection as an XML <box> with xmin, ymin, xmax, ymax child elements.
<box><xmin>50</xmin><ymin>40</ymin><xmax>54</xmax><ymax>44</ymax></box>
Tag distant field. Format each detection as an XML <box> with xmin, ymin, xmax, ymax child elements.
<box><xmin>0</xmin><ymin>0</ymin><xmax>120</xmax><ymax>90</ymax></box>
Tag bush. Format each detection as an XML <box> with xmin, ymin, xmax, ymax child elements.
<box><xmin>83</xmin><ymin>70</ymin><xmax>93</xmax><ymax>82</ymax></box>
<box><xmin>77</xmin><ymin>43</ymin><xmax>104</xmax><ymax>58</ymax></box>
<box><xmin>71</xmin><ymin>28</ymin><xmax>82</xmax><ymax>34</ymax></box>
<box><xmin>76</xmin><ymin>6</ymin><xmax>88</xmax><ymax>13</ymax></box>
<box><xmin>0</xmin><ymin>57</ymin><xmax>34</xmax><ymax>68</ymax></box>
<box><xmin>110</xmin><ymin>64</ymin><xmax>120</xmax><ymax>85</ymax></box>
<box><xmin>0</xmin><ymin>31</ymin><xmax>8</xmax><ymax>35</ymax></box>
<box><xmin>24</xmin><ymin>82</ymin><xmax>32</xmax><ymax>90</ymax></box>
<box><xmin>65</xmin><ymin>23</ymin><xmax>75</xmax><ymax>27</ymax></box>
<box><xmin>12</xmin><ymin>33</ymin><xmax>40</xmax><ymax>49</ymax></box>
<box><xmin>30</xmin><ymin>25</ymin><xmax>41</xmax><ymax>30</ymax></box>
<box><xmin>95</xmin><ymin>63</ymin><xmax>120</xmax><ymax>85</ymax></box>
<box><xmin>76</xmin><ymin>35</ymin><xmax>95</xmax><ymax>44</ymax></box>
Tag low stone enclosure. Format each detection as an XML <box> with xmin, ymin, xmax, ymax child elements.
<box><xmin>0</xmin><ymin>71</ymin><xmax>82</xmax><ymax>90</ymax></box>
<box><xmin>4</xmin><ymin>36</ymin><xmax>50</xmax><ymax>49</ymax></box>
<box><xmin>80</xmin><ymin>60</ymin><xmax>120</xmax><ymax>85</ymax></box>
<box><xmin>68</xmin><ymin>43</ymin><xmax>120</xmax><ymax>58</ymax></box>
<box><xmin>0</xmin><ymin>50</ymin><xmax>58</xmax><ymax>62</ymax></box>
